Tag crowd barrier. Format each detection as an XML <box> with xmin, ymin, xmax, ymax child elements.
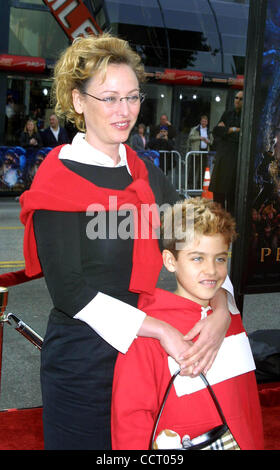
<box><xmin>158</xmin><ymin>149</ymin><xmax>215</xmax><ymax>197</ymax></box>
<box><xmin>0</xmin><ymin>285</ymin><xmax>43</xmax><ymax>395</ymax></box>
<box><xmin>0</xmin><ymin>146</ymin><xmax>215</xmax><ymax>198</ymax></box>
<box><xmin>158</xmin><ymin>150</ymin><xmax>182</xmax><ymax>188</ymax></box>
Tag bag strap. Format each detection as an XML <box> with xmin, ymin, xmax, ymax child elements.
<box><xmin>150</xmin><ymin>369</ymin><xmax>228</xmax><ymax>448</ymax></box>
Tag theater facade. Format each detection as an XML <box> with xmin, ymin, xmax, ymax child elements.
<box><xmin>0</xmin><ymin>0</ymin><xmax>248</xmax><ymax>150</ymax></box>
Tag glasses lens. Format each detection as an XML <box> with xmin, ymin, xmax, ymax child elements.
<box><xmin>122</xmin><ymin>94</ymin><xmax>145</xmax><ymax>105</ymax></box>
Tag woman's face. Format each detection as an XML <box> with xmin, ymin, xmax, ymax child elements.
<box><xmin>27</xmin><ymin>121</ymin><xmax>35</xmax><ymax>133</ymax></box>
<box><xmin>73</xmin><ymin>63</ymin><xmax>140</xmax><ymax>155</ymax></box>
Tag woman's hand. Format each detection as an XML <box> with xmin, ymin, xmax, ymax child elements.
<box><xmin>138</xmin><ymin>288</ymin><xmax>231</xmax><ymax>377</ymax></box>
<box><xmin>182</xmin><ymin>290</ymin><xmax>231</xmax><ymax>376</ymax></box>
<box><xmin>182</xmin><ymin>309</ymin><xmax>230</xmax><ymax>376</ymax></box>
<box><xmin>158</xmin><ymin>322</ymin><xmax>195</xmax><ymax>376</ymax></box>
<box><xmin>138</xmin><ymin>316</ymin><xmax>194</xmax><ymax>375</ymax></box>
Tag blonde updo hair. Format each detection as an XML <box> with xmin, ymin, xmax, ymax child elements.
<box><xmin>161</xmin><ymin>197</ymin><xmax>237</xmax><ymax>257</ymax></box>
<box><xmin>52</xmin><ymin>33</ymin><xmax>145</xmax><ymax>132</ymax></box>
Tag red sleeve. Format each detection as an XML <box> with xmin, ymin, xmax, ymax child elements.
<box><xmin>226</xmin><ymin>313</ymin><xmax>246</xmax><ymax>336</ymax></box>
<box><xmin>111</xmin><ymin>337</ymin><xmax>165</xmax><ymax>450</ymax></box>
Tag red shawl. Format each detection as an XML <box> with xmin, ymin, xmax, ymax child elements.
<box><xmin>19</xmin><ymin>144</ymin><xmax>162</xmax><ymax>295</ymax></box>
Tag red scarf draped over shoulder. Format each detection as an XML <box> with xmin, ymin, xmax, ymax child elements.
<box><xmin>19</xmin><ymin>144</ymin><xmax>162</xmax><ymax>295</ymax></box>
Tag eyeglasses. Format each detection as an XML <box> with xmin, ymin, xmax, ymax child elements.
<box><xmin>235</xmin><ymin>97</ymin><xmax>243</xmax><ymax>101</ymax></box>
<box><xmin>82</xmin><ymin>91</ymin><xmax>145</xmax><ymax>107</ymax></box>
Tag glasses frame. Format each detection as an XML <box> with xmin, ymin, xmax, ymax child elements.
<box><xmin>82</xmin><ymin>91</ymin><xmax>146</xmax><ymax>105</ymax></box>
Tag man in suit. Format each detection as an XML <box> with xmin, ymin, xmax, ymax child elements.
<box><xmin>42</xmin><ymin>114</ymin><xmax>70</xmax><ymax>147</ymax></box>
<box><xmin>187</xmin><ymin>115</ymin><xmax>212</xmax><ymax>153</ymax></box>
<box><xmin>186</xmin><ymin>115</ymin><xmax>213</xmax><ymax>190</ymax></box>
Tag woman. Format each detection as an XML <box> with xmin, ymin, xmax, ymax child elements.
<box><xmin>20</xmin><ymin>34</ymin><xmax>236</xmax><ymax>450</ymax></box>
<box><xmin>19</xmin><ymin>119</ymin><xmax>42</xmax><ymax>149</ymax></box>
<box><xmin>131</xmin><ymin>123</ymin><xmax>147</xmax><ymax>151</ymax></box>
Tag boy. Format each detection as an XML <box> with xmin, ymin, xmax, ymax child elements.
<box><xmin>111</xmin><ymin>198</ymin><xmax>264</xmax><ymax>450</ymax></box>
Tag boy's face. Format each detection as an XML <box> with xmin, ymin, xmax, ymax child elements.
<box><xmin>163</xmin><ymin>234</ymin><xmax>229</xmax><ymax>307</ymax></box>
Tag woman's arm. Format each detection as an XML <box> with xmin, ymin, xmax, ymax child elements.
<box><xmin>33</xmin><ymin>209</ymin><xmax>230</xmax><ymax>377</ymax></box>
<box><xmin>137</xmin><ymin>316</ymin><xmax>194</xmax><ymax>375</ymax></box>
<box><xmin>33</xmin><ymin>209</ymin><xmax>191</xmax><ymax>361</ymax></box>
<box><xmin>33</xmin><ymin>210</ymin><xmax>146</xmax><ymax>353</ymax></box>
<box><xmin>138</xmin><ymin>291</ymin><xmax>230</xmax><ymax>378</ymax></box>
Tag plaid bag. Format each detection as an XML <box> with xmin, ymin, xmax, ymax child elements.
<box><xmin>151</xmin><ymin>370</ymin><xmax>240</xmax><ymax>450</ymax></box>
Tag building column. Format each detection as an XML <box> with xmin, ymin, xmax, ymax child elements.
<box><xmin>0</xmin><ymin>2</ymin><xmax>10</xmax><ymax>145</ymax></box>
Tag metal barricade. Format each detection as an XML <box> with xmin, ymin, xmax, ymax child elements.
<box><xmin>0</xmin><ymin>286</ymin><xmax>43</xmax><ymax>393</ymax></box>
<box><xmin>181</xmin><ymin>151</ymin><xmax>216</xmax><ymax>197</ymax></box>
<box><xmin>158</xmin><ymin>150</ymin><xmax>215</xmax><ymax>197</ymax></box>
<box><xmin>158</xmin><ymin>150</ymin><xmax>182</xmax><ymax>190</ymax></box>
<box><xmin>184</xmin><ymin>150</ymin><xmax>209</xmax><ymax>196</ymax></box>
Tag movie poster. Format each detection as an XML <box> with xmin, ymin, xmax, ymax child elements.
<box><xmin>0</xmin><ymin>146</ymin><xmax>50</xmax><ymax>194</ymax></box>
<box><xmin>246</xmin><ymin>0</ymin><xmax>280</xmax><ymax>289</ymax></box>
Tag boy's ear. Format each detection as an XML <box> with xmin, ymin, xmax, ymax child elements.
<box><xmin>162</xmin><ymin>249</ymin><xmax>177</xmax><ymax>273</ymax></box>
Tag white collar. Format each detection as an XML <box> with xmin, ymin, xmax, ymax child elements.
<box><xmin>59</xmin><ymin>132</ymin><xmax>131</xmax><ymax>175</ymax></box>
<box><xmin>201</xmin><ymin>305</ymin><xmax>211</xmax><ymax>319</ymax></box>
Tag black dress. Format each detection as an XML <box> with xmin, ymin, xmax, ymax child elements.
<box><xmin>209</xmin><ymin>109</ymin><xmax>241</xmax><ymax>196</ymax></box>
<box><xmin>34</xmin><ymin>157</ymin><xmax>179</xmax><ymax>450</ymax></box>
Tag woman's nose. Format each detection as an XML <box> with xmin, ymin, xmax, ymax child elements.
<box><xmin>116</xmin><ymin>98</ymin><xmax>130</xmax><ymax>115</ymax></box>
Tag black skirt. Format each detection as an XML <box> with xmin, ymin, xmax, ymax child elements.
<box><xmin>41</xmin><ymin>318</ymin><xmax>118</xmax><ymax>450</ymax></box>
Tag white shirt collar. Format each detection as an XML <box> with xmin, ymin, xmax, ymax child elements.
<box><xmin>59</xmin><ymin>132</ymin><xmax>131</xmax><ymax>175</ymax></box>
<box><xmin>50</xmin><ymin>126</ymin><xmax>60</xmax><ymax>139</ymax></box>
<box><xmin>200</xmin><ymin>125</ymin><xmax>207</xmax><ymax>136</ymax></box>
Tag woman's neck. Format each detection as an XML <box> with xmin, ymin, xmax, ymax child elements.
<box><xmin>85</xmin><ymin>135</ymin><xmax>121</xmax><ymax>166</ymax></box>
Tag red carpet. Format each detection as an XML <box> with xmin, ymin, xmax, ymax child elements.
<box><xmin>258</xmin><ymin>382</ymin><xmax>280</xmax><ymax>451</ymax></box>
<box><xmin>0</xmin><ymin>384</ymin><xmax>279</xmax><ymax>450</ymax></box>
<box><xmin>0</xmin><ymin>407</ymin><xmax>44</xmax><ymax>450</ymax></box>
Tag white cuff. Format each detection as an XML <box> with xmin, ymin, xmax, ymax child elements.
<box><xmin>222</xmin><ymin>275</ymin><xmax>239</xmax><ymax>314</ymax></box>
<box><xmin>74</xmin><ymin>292</ymin><xmax>146</xmax><ymax>353</ymax></box>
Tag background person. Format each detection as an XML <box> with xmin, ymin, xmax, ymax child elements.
<box><xmin>131</xmin><ymin>123</ymin><xmax>147</xmax><ymax>152</ymax></box>
<box><xmin>209</xmin><ymin>91</ymin><xmax>243</xmax><ymax>213</ymax></box>
<box><xmin>187</xmin><ymin>115</ymin><xmax>213</xmax><ymax>189</ymax></box>
<box><xmin>148</xmin><ymin>125</ymin><xmax>174</xmax><ymax>172</ymax></box>
<box><xmin>41</xmin><ymin>113</ymin><xmax>70</xmax><ymax>147</ymax></box>
<box><xmin>19</xmin><ymin>119</ymin><xmax>42</xmax><ymax>149</ymax></box>
<box><xmin>151</xmin><ymin>113</ymin><xmax>177</xmax><ymax>142</ymax></box>
<box><xmin>187</xmin><ymin>115</ymin><xmax>212</xmax><ymax>153</ymax></box>
<box><xmin>20</xmin><ymin>34</ymin><xmax>235</xmax><ymax>450</ymax></box>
